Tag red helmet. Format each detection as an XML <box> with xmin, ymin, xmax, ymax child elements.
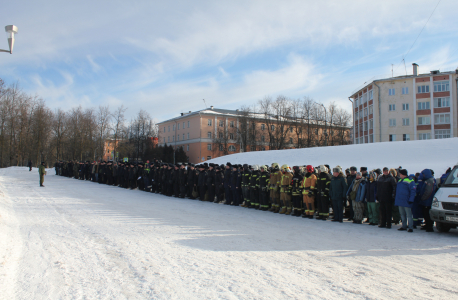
<box><xmin>306</xmin><ymin>165</ymin><xmax>314</xmax><ymax>173</ymax></box>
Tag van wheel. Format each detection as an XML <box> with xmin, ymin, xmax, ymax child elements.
<box><xmin>436</xmin><ymin>222</ymin><xmax>451</xmax><ymax>233</ymax></box>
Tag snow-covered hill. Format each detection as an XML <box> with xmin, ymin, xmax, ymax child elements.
<box><xmin>208</xmin><ymin>138</ymin><xmax>458</xmax><ymax>174</ymax></box>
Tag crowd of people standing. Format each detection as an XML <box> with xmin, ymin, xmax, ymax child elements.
<box><xmin>54</xmin><ymin>159</ymin><xmax>443</xmax><ymax>232</ymax></box>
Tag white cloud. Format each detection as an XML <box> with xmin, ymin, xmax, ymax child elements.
<box><xmin>86</xmin><ymin>55</ymin><xmax>101</xmax><ymax>73</ymax></box>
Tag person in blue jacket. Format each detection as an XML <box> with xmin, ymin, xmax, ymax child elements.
<box><xmin>439</xmin><ymin>167</ymin><xmax>452</xmax><ymax>186</ymax></box>
<box><xmin>418</xmin><ymin>169</ymin><xmax>437</xmax><ymax>232</ymax></box>
<box><xmin>395</xmin><ymin>169</ymin><xmax>416</xmax><ymax>232</ymax></box>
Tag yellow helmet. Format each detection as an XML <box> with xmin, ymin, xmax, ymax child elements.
<box><xmin>281</xmin><ymin>164</ymin><xmax>289</xmax><ymax>171</ymax></box>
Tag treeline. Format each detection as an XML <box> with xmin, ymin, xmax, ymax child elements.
<box><xmin>0</xmin><ymin>79</ymin><xmax>183</xmax><ymax>168</ymax></box>
<box><xmin>213</xmin><ymin>95</ymin><xmax>352</xmax><ymax>155</ymax></box>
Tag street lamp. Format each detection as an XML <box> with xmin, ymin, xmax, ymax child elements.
<box><xmin>1</xmin><ymin>25</ymin><xmax>18</xmax><ymax>54</ymax></box>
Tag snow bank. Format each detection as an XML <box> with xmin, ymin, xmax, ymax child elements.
<box><xmin>208</xmin><ymin>138</ymin><xmax>458</xmax><ymax>175</ymax></box>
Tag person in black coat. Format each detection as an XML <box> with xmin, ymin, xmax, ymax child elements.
<box><xmin>197</xmin><ymin>165</ymin><xmax>207</xmax><ymax>201</ymax></box>
<box><xmin>206</xmin><ymin>164</ymin><xmax>216</xmax><ymax>202</ymax></box>
<box><xmin>376</xmin><ymin>167</ymin><xmax>397</xmax><ymax>228</ymax></box>
<box><xmin>224</xmin><ymin>163</ymin><xmax>232</xmax><ymax>205</ymax></box>
<box><xmin>179</xmin><ymin>163</ymin><xmax>187</xmax><ymax>198</ymax></box>
<box><xmin>214</xmin><ymin>166</ymin><xmax>224</xmax><ymax>203</ymax></box>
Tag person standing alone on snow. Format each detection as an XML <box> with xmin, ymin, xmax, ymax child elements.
<box><xmin>28</xmin><ymin>160</ymin><xmax>33</xmax><ymax>171</ymax></box>
<box><xmin>39</xmin><ymin>161</ymin><xmax>46</xmax><ymax>187</ymax></box>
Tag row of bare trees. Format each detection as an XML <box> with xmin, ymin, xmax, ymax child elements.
<box><xmin>0</xmin><ymin>80</ymin><xmax>160</xmax><ymax>168</ymax></box>
<box><xmin>213</xmin><ymin>95</ymin><xmax>352</xmax><ymax>155</ymax></box>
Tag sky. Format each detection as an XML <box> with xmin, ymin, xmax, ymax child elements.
<box><xmin>1</xmin><ymin>0</ymin><xmax>458</xmax><ymax>122</ymax></box>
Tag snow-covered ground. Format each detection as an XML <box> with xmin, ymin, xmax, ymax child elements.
<box><xmin>208</xmin><ymin>138</ymin><xmax>458</xmax><ymax>176</ymax></box>
<box><xmin>1</xmin><ymin>167</ymin><xmax>458</xmax><ymax>300</ymax></box>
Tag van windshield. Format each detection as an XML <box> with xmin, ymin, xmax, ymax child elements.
<box><xmin>443</xmin><ymin>166</ymin><xmax>458</xmax><ymax>186</ymax></box>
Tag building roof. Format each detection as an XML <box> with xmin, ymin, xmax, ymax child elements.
<box><xmin>349</xmin><ymin>70</ymin><xmax>457</xmax><ymax>99</ymax></box>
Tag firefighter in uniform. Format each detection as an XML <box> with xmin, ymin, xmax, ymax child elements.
<box><xmin>269</xmin><ymin>163</ymin><xmax>281</xmax><ymax>212</ymax></box>
<box><xmin>302</xmin><ymin>165</ymin><xmax>317</xmax><ymax>219</ymax></box>
<box><xmin>249</xmin><ymin>165</ymin><xmax>260</xmax><ymax>209</ymax></box>
<box><xmin>241</xmin><ymin>164</ymin><xmax>251</xmax><ymax>207</ymax></box>
<box><xmin>279</xmin><ymin>164</ymin><xmax>293</xmax><ymax>215</ymax></box>
<box><xmin>291</xmin><ymin>166</ymin><xmax>304</xmax><ymax>217</ymax></box>
<box><xmin>258</xmin><ymin>165</ymin><xmax>270</xmax><ymax>211</ymax></box>
<box><xmin>316</xmin><ymin>165</ymin><xmax>332</xmax><ymax>220</ymax></box>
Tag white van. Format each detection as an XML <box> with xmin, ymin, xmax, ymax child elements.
<box><xmin>430</xmin><ymin>166</ymin><xmax>458</xmax><ymax>232</ymax></box>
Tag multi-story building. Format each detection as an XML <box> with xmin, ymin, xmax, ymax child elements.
<box><xmin>349</xmin><ymin>64</ymin><xmax>457</xmax><ymax>143</ymax></box>
<box><xmin>157</xmin><ymin>107</ymin><xmax>351</xmax><ymax>163</ymax></box>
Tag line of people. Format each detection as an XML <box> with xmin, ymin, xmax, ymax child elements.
<box><xmin>54</xmin><ymin>160</ymin><xmax>440</xmax><ymax>232</ymax></box>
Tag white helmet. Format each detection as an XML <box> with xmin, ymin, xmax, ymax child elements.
<box><xmin>252</xmin><ymin>164</ymin><xmax>259</xmax><ymax>171</ymax></box>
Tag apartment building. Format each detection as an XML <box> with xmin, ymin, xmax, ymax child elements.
<box><xmin>349</xmin><ymin>64</ymin><xmax>457</xmax><ymax>143</ymax></box>
<box><xmin>158</xmin><ymin>107</ymin><xmax>351</xmax><ymax>163</ymax></box>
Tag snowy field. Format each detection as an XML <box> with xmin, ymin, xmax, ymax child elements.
<box><xmin>208</xmin><ymin>138</ymin><xmax>458</xmax><ymax>176</ymax></box>
<box><xmin>1</xmin><ymin>167</ymin><xmax>458</xmax><ymax>300</ymax></box>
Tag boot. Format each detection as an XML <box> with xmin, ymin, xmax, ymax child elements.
<box><xmin>285</xmin><ymin>208</ymin><xmax>292</xmax><ymax>215</ymax></box>
<box><xmin>241</xmin><ymin>201</ymin><xmax>247</xmax><ymax>207</ymax></box>
<box><xmin>274</xmin><ymin>206</ymin><xmax>280</xmax><ymax>213</ymax></box>
<box><xmin>308</xmin><ymin>214</ymin><xmax>314</xmax><ymax>219</ymax></box>
<box><xmin>279</xmin><ymin>207</ymin><xmax>286</xmax><ymax>214</ymax></box>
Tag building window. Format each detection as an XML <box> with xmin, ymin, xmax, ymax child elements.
<box><xmin>229</xmin><ymin>133</ymin><xmax>234</xmax><ymax>140</ymax></box>
<box><xmin>369</xmin><ymin>90</ymin><xmax>373</xmax><ymax>100</ymax></box>
<box><xmin>261</xmin><ymin>124</ymin><xmax>265</xmax><ymax>130</ymax></box>
<box><xmin>177</xmin><ymin>135</ymin><xmax>180</xmax><ymax>141</ymax></box>
<box><xmin>364</xmin><ymin>108</ymin><xmax>368</xmax><ymax>117</ymax></box>
<box><xmin>250</xmin><ymin>146</ymin><xmax>256</xmax><ymax>151</ymax></box>
<box><xmin>163</xmin><ymin>127</ymin><xmax>166</xmax><ymax>133</ymax></box>
<box><xmin>364</xmin><ymin>121</ymin><xmax>368</xmax><ymax>131</ymax></box>
<box><xmin>178</xmin><ymin>123</ymin><xmax>180</xmax><ymax>130</ymax></box>
<box><xmin>403</xmin><ymin>134</ymin><xmax>410</xmax><ymax>141</ymax></box>
<box><xmin>168</xmin><ymin>136</ymin><xmax>170</xmax><ymax>142</ymax></box>
<box><xmin>261</xmin><ymin>135</ymin><xmax>265</xmax><ymax>142</ymax></box>
<box><xmin>230</xmin><ymin>121</ymin><xmax>235</xmax><ymax>128</ymax></box>
<box><xmin>369</xmin><ymin>120</ymin><xmax>373</xmax><ymax>130</ymax></box>
<box><xmin>417</xmin><ymin>85</ymin><xmax>430</xmax><ymax>94</ymax></box>
<box><xmin>173</xmin><ymin>124</ymin><xmax>175</xmax><ymax>131</ymax></box>
<box><xmin>402</xmin><ymin>87</ymin><xmax>409</xmax><ymax>94</ymax></box>
<box><xmin>355</xmin><ymin>124</ymin><xmax>358</xmax><ymax>133</ymax></box>
<box><xmin>402</xmin><ymin>103</ymin><xmax>409</xmax><ymax>111</ymax></box>
<box><xmin>187</xmin><ymin>133</ymin><xmax>190</xmax><ymax>139</ymax></box>
<box><xmin>219</xmin><ymin>145</ymin><xmax>223</xmax><ymax>151</ymax></box>
<box><xmin>369</xmin><ymin>134</ymin><xmax>374</xmax><ymax>143</ymax></box>
<box><xmin>172</xmin><ymin>136</ymin><xmax>175</xmax><ymax>142</ymax></box>
<box><xmin>219</xmin><ymin>132</ymin><xmax>223</xmax><ymax>138</ymax></box>
<box><xmin>355</xmin><ymin>111</ymin><xmax>358</xmax><ymax>120</ymax></box>
<box><xmin>360</xmin><ymin>137</ymin><xmax>363</xmax><ymax>144</ymax></box>
<box><xmin>434</xmin><ymin>97</ymin><xmax>450</xmax><ymax>108</ymax></box>
<box><xmin>435</xmin><ymin>130</ymin><xmax>451</xmax><ymax>139</ymax></box>
<box><xmin>355</xmin><ymin>98</ymin><xmax>359</xmax><ymax>107</ymax></box>
<box><xmin>187</xmin><ymin>145</ymin><xmax>189</xmax><ymax>151</ymax></box>
<box><xmin>434</xmin><ymin>81</ymin><xmax>449</xmax><ymax>92</ymax></box>
<box><xmin>362</xmin><ymin>93</ymin><xmax>367</xmax><ymax>103</ymax></box>
<box><xmin>187</xmin><ymin>121</ymin><xmax>190</xmax><ymax>128</ymax></box>
<box><xmin>289</xmin><ymin>127</ymin><xmax>293</xmax><ymax>133</ymax></box>
<box><xmin>207</xmin><ymin>132</ymin><xmax>212</xmax><ymax>138</ymax></box>
<box><xmin>228</xmin><ymin>145</ymin><xmax>236</xmax><ymax>152</ymax></box>
<box><xmin>418</xmin><ymin>133</ymin><xmax>431</xmax><ymax>140</ymax></box>
<box><xmin>369</xmin><ymin>105</ymin><xmax>373</xmax><ymax>115</ymax></box>
<box><xmin>183</xmin><ymin>122</ymin><xmax>185</xmax><ymax>129</ymax></box>
<box><xmin>389</xmin><ymin>134</ymin><xmax>396</xmax><ymax>142</ymax></box>
<box><xmin>389</xmin><ymin>119</ymin><xmax>396</xmax><ymax>127</ymax></box>
<box><xmin>434</xmin><ymin>113</ymin><xmax>450</xmax><ymax>124</ymax></box>
<box><xmin>418</xmin><ymin>116</ymin><xmax>431</xmax><ymax>125</ymax></box>
<box><xmin>359</xmin><ymin>111</ymin><xmax>363</xmax><ymax>119</ymax></box>
<box><xmin>389</xmin><ymin>104</ymin><xmax>396</xmax><ymax>111</ymax></box>
<box><xmin>417</xmin><ymin>102</ymin><xmax>430</xmax><ymax>110</ymax></box>
<box><xmin>163</xmin><ymin>137</ymin><xmax>165</xmax><ymax>143</ymax></box>
<box><xmin>219</xmin><ymin>120</ymin><xmax>224</xmax><ymax>127</ymax></box>
<box><xmin>182</xmin><ymin>133</ymin><xmax>185</xmax><ymax>140</ymax></box>
<box><xmin>289</xmin><ymin>138</ymin><xmax>293</xmax><ymax>144</ymax></box>
<box><xmin>168</xmin><ymin>126</ymin><xmax>170</xmax><ymax>132</ymax></box>
<box><xmin>207</xmin><ymin>144</ymin><xmax>212</xmax><ymax>150</ymax></box>
<box><xmin>389</xmin><ymin>88</ymin><xmax>395</xmax><ymax>96</ymax></box>
<box><xmin>402</xmin><ymin>118</ymin><xmax>409</xmax><ymax>126</ymax></box>
<box><xmin>208</xmin><ymin>119</ymin><xmax>212</xmax><ymax>126</ymax></box>
<box><xmin>271</xmin><ymin>125</ymin><xmax>275</xmax><ymax>131</ymax></box>
<box><xmin>207</xmin><ymin>156</ymin><xmax>211</xmax><ymax>160</ymax></box>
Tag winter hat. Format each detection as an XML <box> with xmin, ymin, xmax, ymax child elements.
<box><xmin>350</xmin><ymin>166</ymin><xmax>357</xmax><ymax>171</ymax></box>
<box><xmin>356</xmin><ymin>172</ymin><xmax>362</xmax><ymax>177</ymax></box>
<box><xmin>360</xmin><ymin>167</ymin><xmax>367</xmax><ymax>172</ymax></box>
<box><xmin>399</xmin><ymin>169</ymin><xmax>408</xmax><ymax>176</ymax></box>
<box><xmin>389</xmin><ymin>168</ymin><xmax>397</xmax><ymax>177</ymax></box>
